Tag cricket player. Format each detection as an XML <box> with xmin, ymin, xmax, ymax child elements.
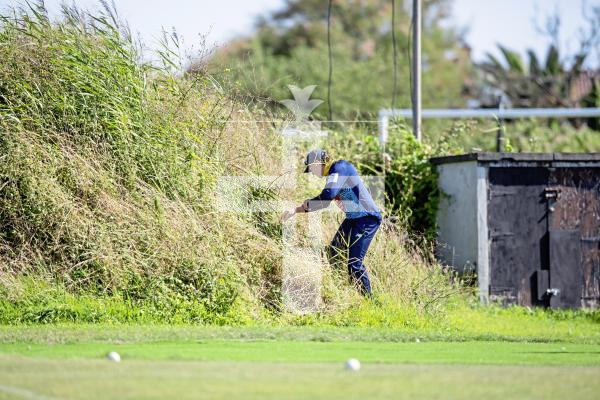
<box><xmin>282</xmin><ymin>149</ymin><xmax>382</xmax><ymax>296</ymax></box>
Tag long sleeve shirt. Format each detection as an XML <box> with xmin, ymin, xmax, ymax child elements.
<box><xmin>307</xmin><ymin>160</ymin><xmax>382</xmax><ymax>221</ymax></box>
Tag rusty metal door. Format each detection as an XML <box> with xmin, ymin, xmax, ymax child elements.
<box><xmin>488</xmin><ymin>166</ymin><xmax>600</xmax><ymax>308</ymax></box>
<box><xmin>547</xmin><ymin>168</ymin><xmax>600</xmax><ymax>308</ymax></box>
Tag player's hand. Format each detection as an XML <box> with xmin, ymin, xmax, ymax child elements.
<box><xmin>302</xmin><ymin>200</ymin><xmax>310</xmax><ymax>212</ymax></box>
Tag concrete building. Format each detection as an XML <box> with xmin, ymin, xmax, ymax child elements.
<box><xmin>430</xmin><ymin>152</ymin><xmax>600</xmax><ymax>309</ymax></box>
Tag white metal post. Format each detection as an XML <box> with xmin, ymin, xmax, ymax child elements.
<box><xmin>412</xmin><ymin>0</ymin><xmax>422</xmax><ymax>141</ymax></box>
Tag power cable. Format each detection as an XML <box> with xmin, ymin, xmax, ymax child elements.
<box><xmin>391</xmin><ymin>0</ymin><xmax>398</xmax><ymax>110</ymax></box>
<box><xmin>327</xmin><ymin>0</ymin><xmax>333</xmax><ymax>121</ymax></box>
<box><xmin>407</xmin><ymin>16</ymin><xmax>414</xmax><ymax>113</ymax></box>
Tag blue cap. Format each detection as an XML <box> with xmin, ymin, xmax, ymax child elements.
<box><xmin>303</xmin><ymin>149</ymin><xmax>328</xmax><ymax>173</ymax></box>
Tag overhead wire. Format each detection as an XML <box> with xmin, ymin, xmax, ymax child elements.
<box><xmin>407</xmin><ymin>11</ymin><xmax>414</xmax><ymax>115</ymax></box>
<box><xmin>327</xmin><ymin>0</ymin><xmax>333</xmax><ymax>121</ymax></box>
<box><xmin>391</xmin><ymin>0</ymin><xmax>398</xmax><ymax>110</ymax></box>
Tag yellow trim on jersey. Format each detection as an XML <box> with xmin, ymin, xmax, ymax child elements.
<box><xmin>323</xmin><ymin>160</ymin><xmax>334</xmax><ymax>176</ymax></box>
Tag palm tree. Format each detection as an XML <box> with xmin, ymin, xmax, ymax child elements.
<box><xmin>478</xmin><ymin>44</ymin><xmax>595</xmax><ymax>109</ymax></box>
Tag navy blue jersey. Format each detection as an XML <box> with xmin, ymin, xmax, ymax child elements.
<box><xmin>307</xmin><ymin>160</ymin><xmax>382</xmax><ymax>221</ymax></box>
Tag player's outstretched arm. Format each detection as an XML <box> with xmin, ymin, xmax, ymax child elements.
<box><xmin>282</xmin><ymin>203</ymin><xmax>307</xmax><ymax>222</ymax></box>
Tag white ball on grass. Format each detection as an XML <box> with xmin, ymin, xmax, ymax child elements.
<box><xmin>106</xmin><ymin>351</ymin><xmax>121</xmax><ymax>362</ymax></box>
<box><xmin>345</xmin><ymin>358</ymin><xmax>361</xmax><ymax>371</ymax></box>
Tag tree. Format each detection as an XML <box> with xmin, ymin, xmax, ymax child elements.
<box><xmin>470</xmin><ymin>2</ymin><xmax>599</xmax><ymax>128</ymax></box>
<box><xmin>203</xmin><ymin>0</ymin><xmax>472</xmax><ymax>120</ymax></box>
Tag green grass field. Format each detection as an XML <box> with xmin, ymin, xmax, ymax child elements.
<box><xmin>1</xmin><ymin>325</ymin><xmax>599</xmax><ymax>400</ymax></box>
<box><xmin>1</xmin><ymin>4</ymin><xmax>599</xmax><ymax>400</ymax></box>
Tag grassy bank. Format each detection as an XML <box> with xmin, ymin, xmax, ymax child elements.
<box><xmin>1</xmin><ymin>3</ymin><xmax>599</xmax><ymax>332</ymax></box>
<box><xmin>0</xmin><ymin>3</ymin><xmax>460</xmax><ymax>325</ymax></box>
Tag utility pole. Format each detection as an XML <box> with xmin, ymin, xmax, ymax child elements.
<box><xmin>412</xmin><ymin>0</ymin><xmax>422</xmax><ymax>141</ymax></box>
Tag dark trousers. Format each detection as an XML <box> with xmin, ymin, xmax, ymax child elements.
<box><xmin>328</xmin><ymin>215</ymin><xmax>380</xmax><ymax>296</ymax></box>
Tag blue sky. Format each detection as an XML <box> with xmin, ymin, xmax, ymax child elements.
<box><xmin>448</xmin><ymin>0</ymin><xmax>598</xmax><ymax>66</ymax></box>
<box><xmin>0</xmin><ymin>0</ymin><xmax>597</xmax><ymax>66</ymax></box>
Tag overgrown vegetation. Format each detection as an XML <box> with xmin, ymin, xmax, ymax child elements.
<box><xmin>420</xmin><ymin>117</ymin><xmax>600</xmax><ymax>153</ymax></box>
<box><xmin>0</xmin><ymin>2</ymin><xmax>250</xmax><ymax>322</ymax></box>
<box><xmin>0</xmin><ymin>2</ymin><xmax>597</xmax><ymax>329</ymax></box>
<box><xmin>0</xmin><ymin>2</ymin><xmax>462</xmax><ymax>325</ymax></box>
<box><xmin>324</xmin><ymin>123</ymin><xmax>439</xmax><ymax>239</ymax></box>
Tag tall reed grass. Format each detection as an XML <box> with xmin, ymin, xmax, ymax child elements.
<box><xmin>0</xmin><ymin>1</ymin><xmax>465</xmax><ymax>325</ymax></box>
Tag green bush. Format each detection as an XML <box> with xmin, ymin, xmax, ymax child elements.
<box><xmin>326</xmin><ymin>122</ymin><xmax>439</xmax><ymax>239</ymax></box>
